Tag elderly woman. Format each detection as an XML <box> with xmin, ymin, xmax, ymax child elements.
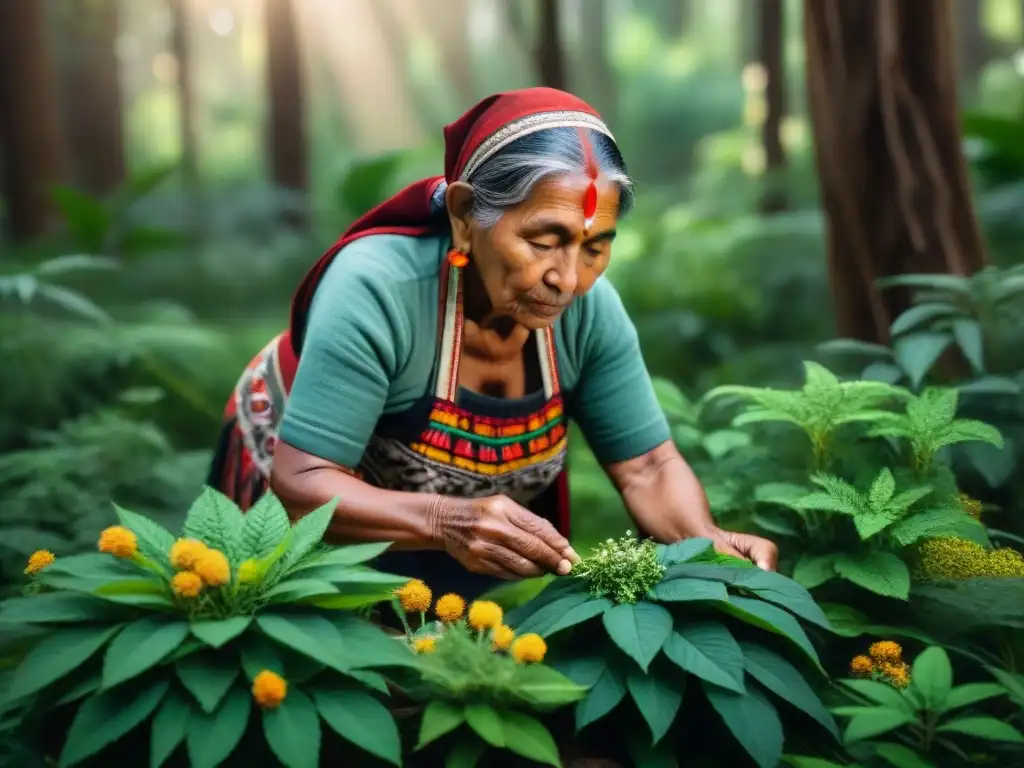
<box><xmin>209</xmin><ymin>88</ymin><xmax>777</xmax><ymax>599</ymax></box>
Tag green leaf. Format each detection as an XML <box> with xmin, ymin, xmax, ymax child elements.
<box><xmin>290</xmin><ymin>541</ymin><xmax>393</xmax><ymax>571</ymax></box>
<box><xmin>985</xmin><ymin>666</ymin><xmax>1024</xmax><ymax>708</ymax></box>
<box><xmin>792</xmin><ymin>554</ymin><xmax>837</xmax><ymax>589</ymax></box>
<box><xmin>939</xmin><ymin>682</ymin><xmax>1008</xmax><ymax>714</ymax></box>
<box><xmin>575</xmin><ymin>659</ymin><xmax>627</xmax><ymax>729</ymax></box>
<box><xmin>715</xmin><ymin>596</ymin><xmax>821</xmax><ymax>667</ymax></box>
<box><xmin>239</xmin><ymin>493</ymin><xmax>292</xmax><ymax>560</ymax></box>
<box><xmin>282</xmin><ymin>500</ymin><xmax>337</xmax><ymax>570</ymax></box>
<box><xmin>149</xmin><ymin>684</ymin><xmax>191</xmax><ymax>768</ymax></box>
<box><xmin>627</xmin><ymin>668</ymin><xmax>684</xmax><ymax>744</ymax></box>
<box><xmin>190</xmin><ymin>616</ymin><xmax>252</xmax><ymax>648</ymax></box>
<box><xmin>6</xmin><ymin>624</ymin><xmax>122</xmax><ymax>702</ymax></box>
<box><xmin>265</xmin><ymin>578</ymin><xmax>339</xmax><ymax>603</ymax></box>
<box><xmin>663</xmin><ymin>622</ymin><xmax>744</xmax><ymax>693</ymax></box>
<box><xmin>465</xmin><ymin>703</ymin><xmax>505</xmax><ymax>747</ymax></box>
<box><xmin>418</xmin><ymin>700</ymin><xmax>465</xmax><ymax>748</ymax></box>
<box><xmin>176</xmin><ymin>652</ymin><xmax>238</xmax><ymax>714</ymax></box>
<box><xmin>730</xmin><ymin>569</ymin><xmax>831</xmax><ymax>629</ymax></box>
<box><xmin>657</xmin><ymin>537</ymin><xmax>715</xmax><ymax>565</ymax></box>
<box><xmin>332</xmin><ymin>615</ymin><xmax>420</xmax><ymax>670</ymax></box>
<box><xmin>102</xmin><ymin>617</ymin><xmax>190</xmax><ymax>688</ymax></box>
<box><xmin>781</xmin><ymin>757</ymin><xmax>851</xmax><ymax>768</ymax></box>
<box><xmin>256</xmin><ymin>614</ymin><xmax>348</xmax><ymax>673</ymax></box>
<box><xmin>186</xmin><ymin>686</ymin><xmax>251</xmax><ymax>768</ymax></box>
<box><xmin>893</xmin><ymin>332</ymin><xmax>951</xmax><ymax>388</ymax></box>
<box><xmin>872</xmin><ymin>742</ymin><xmax>937</xmax><ymax>768</ymax></box>
<box><xmin>889</xmin><ymin>508</ymin><xmax>977</xmax><ymax>546</ymax></box>
<box><xmin>839</xmin><ymin>679</ymin><xmax>913</xmax><ymax>711</ymax></box>
<box><xmin>741</xmin><ymin>643</ymin><xmax>837</xmax><ymax>736</ymax></box>
<box><xmin>445</xmin><ymin>735</ymin><xmax>487</xmax><ymax>768</ymax></box>
<box><xmin>936</xmin><ymin>715</ymin><xmax>1024</xmax><ymax>742</ymax></box>
<box><xmin>0</xmin><ymin>592</ymin><xmax>125</xmax><ymax>624</ymax></box>
<box><xmin>843</xmin><ymin>708</ymin><xmax>916</xmax><ymax>742</ymax></box>
<box><xmin>263</xmin><ymin>688</ymin><xmax>321</xmax><ymax>768</ymax></box>
<box><xmin>312</xmin><ymin>681</ymin><xmax>401</xmax><ymax>765</ymax></box>
<box><xmin>183</xmin><ymin>487</ymin><xmax>246</xmax><ymax>564</ymax></box>
<box><xmin>114</xmin><ymin>504</ymin><xmax>176</xmax><ymax>564</ymax></box>
<box><xmin>951</xmin><ymin>318</ymin><xmax>985</xmax><ymax>372</ymax></box>
<box><xmin>867</xmin><ymin>468</ymin><xmax>897</xmax><ymax>511</ymax></box>
<box><xmin>649</xmin><ymin>577</ymin><xmax>728</xmax><ymax>603</ymax></box>
<box><xmin>911</xmin><ymin>646</ymin><xmax>953</xmax><ymax>709</ymax></box>
<box><xmin>704</xmin><ymin>682</ymin><xmax>783</xmax><ymax>768</ymax></box>
<box><xmin>543</xmin><ymin>597</ymin><xmax>612</xmax><ymax>636</ymax></box>
<box><xmin>512</xmin><ymin>662</ymin><xmax>590</xmax><ymax>709</ymax></box>
<box><xmin>60</xmin><ymin>678</ymin><xmax>169</xmax><ymax>766</ymax></box>
<box><xmin>499</xmin><ymin>710</ymin><xmax>561</xmax><ymax>766</ymax></box>
<box><xmin>890</xmin><ymin>303</ymin><xmax>961</xmax><ymax>336</ymax></box>
<box><xmin>511</xmin><ymin>591</ymin><xmax>595</xmax><ymax>636</ymax></box>
<box><xmin>834</xmin><ymin>551</ymin><xmax>910</xmax><ymax>599</ymax></box>
<box><xmin>602</xmin><ymin>602</ymin><xmax>673</xmax><ymax>671</ymax></box>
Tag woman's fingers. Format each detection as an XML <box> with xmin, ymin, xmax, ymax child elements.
<box><xmin>509</xmin><ymin>505</ymin><xmax>579</xmax><ymax>564</ymax></box>
<box><xmin>478</xmin><ymin>496</ymin><xmax>570</xmax><ymax>574</ymax></box>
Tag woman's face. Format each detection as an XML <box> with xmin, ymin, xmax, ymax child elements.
<box><xmin>449</xmin><ymin>175</ymin><xmax>621</xmax><ymax>330</ymax></box>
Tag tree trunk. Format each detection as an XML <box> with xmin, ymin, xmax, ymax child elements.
<box><xmin>804</xmin><ymin>0</ymin><xmax>989</xmax><ymax>344</ymax></box>
<box><xmin>0</xmin><ymin>0</ymin><xmax>67</xmax><ymax>241</ymax></box>
<box><xmin>953</xmin><ymin>0</ymin><xmax>991</xmax><ymax>101</ymax></box>
<box><xmin>578</xmin><ymin>0</ymin><xmax>616</xmax><ymax>124</ymax></box>
<box><xmin>537</xmin><ymin>0</ymin><xmax>567</xmax><ymax>91</ymax></box>
<box><xmin>758</xmin><ymin>0</ymin><xmax>787</xmax><ymax>213</ymax></box>
<box><xmin>55</xmin><ymin>0</ymin><xmax>125</xmax><ymax>197</ymax></box>
<box><xmin>168</xmin><ymin>0</ymin><xmax>199</xmax><ymax>192</ymax></box>
<box><xmin>265</xmin><ymin>0</ymin><xmax>308</xmax><ymax>225</ymax></box>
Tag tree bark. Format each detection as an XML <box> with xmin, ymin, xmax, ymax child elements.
<box><xmin>265</xmin><ymin>0</ymin><xmax>308</xmax><ymax>226</ymax></box>
<box><xmin>804</xmin><ymin>0</ymin><xmax>989</xmax><ymax>344</ymax></box>
<box><xmin>0</xmin><ymin>0</ymin><xmax>67</xmax><ymax>241</ymax></box>
<box><xmin>953</xmin><ymin>0</ymin><xmax>990</xmax><ymax>98</ymax></box>
<box><xmin>579</xmin><ymin>0</ymin><xmax>616</xmax><ymax>124</ymax></box>
<box><xmin>55</xmin><ymin>0</ymin><xmax>125</xmax><ymax>196</ymax></box>
<box><xmin>537</xmin><ymin>0</ymin><xmax>567</xmax><ymax>91</ymax></box>
<box><xmin>168</xmin><ymin>0</ymin><xmax>199</xmax><ymax>192</ymax></box>
<box><xmin>758</xmin><ymin>0</ymin><xmax>787</xmax><ymax>213</ymax></box>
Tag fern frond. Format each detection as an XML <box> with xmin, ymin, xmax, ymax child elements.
<box><xmin>887</xmin><ymin>485</ymin><xmax>935</xmax><ymax>514</ymax></box>
<box><xmin>867</xmin><ymin>469</ymin><xmax>896</xmax><ymax>512</ymax></box>
<box><xmin>936</xmin><ymin>420</ymin><xmax>1005</xmax><ymax>451</ymax></box>
<box><xmin>797</xmin><ymin>474</ymin><xmax>866</xmax><ymax>516</ymax></box>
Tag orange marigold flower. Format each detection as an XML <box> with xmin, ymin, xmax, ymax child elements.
<box><xmin>252</xmin><ymin>670</ymin><xmax>287</xmax><ymax>709</ymax></box>
<box><xmin>468</xmin><ymin>600</ymin><xmax>503</xmax><ymax>632</ymax></box>
<box><xmin>171</xmin><ymin>571</ymin><xmax>203</xmax><ymax>598</ymax></box>
<box><xmin>869</xmin><ymin>641</ymin><xmax>902</xmax><ymax>664</ymax></box>
<box><xmin>413</xmin><ymin>637</ymin><xmax>437</xmax><ymax>654</ymax></box>
<box><xmin>98</xmin><ymin>526</ymin><xmax>138</xmax><ymax>558</ymax></box>
<box><xmin>435</xmin><ymin>593</ymin><xmax>466</xmax><ymax>622</ymax></box>
<box><xmin>395</xmin><ymin>579</ymin><xmax>432</xmax><ymax>613</ymax></box>
<box><xmin>850</xmin><ymin>655</ymin><xmax>873</xmax><ymax>677</ymax></box>
<box><xmin>492</xmin><ymin>624</ymin><xmax>515</xmax><ymax>652</ymax></box>
<box><xmin>511</xmin><ymin>633</ymin><xmax>547</xmax><ymax>664</ymax></box>
<box><xmin>193</xmin><ymin>549</ymin><xmax>231</xmax><ymax>587</ymax></box>
<box><xmin>169</xmin><ymin>538</ymin><xmax>208</xmax><ymax>570</ymax></box>
<box><xmin>24</xmin><ymin>550</ymin><xmax>55</xmax><ymax>575</ymax></box>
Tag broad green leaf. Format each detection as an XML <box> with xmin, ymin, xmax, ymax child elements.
<box><xmin>0</xmin><ymin>592</ymin><xmax>125</xmax><ymax>624</ymax></box>
<box><xmin>240</xmin><ymin>633</ymin><xmax>285</xmax><ymax>679</ymax></box>
<box><xmin>730</xmin><ymin>570</ymin><xmax>831</xmax><ymax>629</ymax></box>
<box><xmin>575</xmin><ymin>659</ymin><xmax>627</xmax><ymax>729</ymax></box>
<box><xmin>265</xmin><ymin>578</ymin><xmax>339</xmax><ymax>603</ymax></box>
<box><xmin>114</xmin><ymin>505</ymin><xmax>176</xmax><ymax>564</ymax></box>
<box><xmin>893</xmin><ymin>333</ymin><xmax>951</xmax><ymax>388</ymax></box>
<box><xmin>781</xmin><ymin>757</ymin><xmax>851</xmax><ymax>768</ymax></box>
<box><xmin>149</xmin><ymin>684</ymin><xmax>190</xmax><ymax>768</ymax></box>
<box><xmin>704</xmin><ymin>682</ymin><xmax>783</xmax><ymax>768</ymax></box>
<box><xmin>102</xmin><ymin>617</ymin><xmax>190</xmax><ymax>688</ymax></box>
<box><xmin>60</xmin><ymin>678</ymin><xmax>169</xmax><ymax>766</ymax></box>
<box><xmin>256</xmin><ymin>614</ymin><xmax>348</xmax><ymax>673</ymax></box>
<box><xmin>890</xmin><ymin>302</ymin><xmax>961</xmax><ymax>336</ymax></box>
<box><xmin>552</xmin><ymin>654</ymin><xmax>607</xmax><ymax>688</ymax></box>
<box><xmin>657</xmin><ymin>537</ymin><xmax>715</xmax><ymax>565</ymax></box>
<box><xmin>543</xmin><ymin>597</ymin><xmax>612</xmax><ymax>636</ymax></box>
<box><xmin>239</xmin><ymin>493</ymin><xmax>292</xmax><ymax>560</ymax></box>
<box><xmin>911</xmin><ymin>646</ymin><xmax>952</xmax><ymax>709</ymax></box>
<box><xmin>464</xmin><ymin>703</ymin><xmax>505</xmax><ymax>747</ymax></box>
<box><xmin>834</xmin><ymin>551</ymin><xmax>910</xmax><ymax>600</ymax></box>
<box><xmin>263</xmin><ymin>688</ymin><xmax>321</xmax><ymax>768</ymax></box>
<box><xmin>511</xmin><ymin>591</ymin><xmax>595</xmax><ymax>636</ymax></box>
<box><xmin>716</xmin><ymin>596</ymin><xmax>821</xmax><ymax>667</ymax></box>
<box><xmin>839</xmin><ymin>679</ymin><xmax>913</xmax><ymax>712</ymax></box>
<box><xmin>312</xmin><ymin>681</ymin><xmax>401</xmax><ymax>765</ymax></box>
<box><xmin>445</xmin><ymin>735</ymin><xmax>487</xmax><ymax>768</ymax></box>
<box><xmin>282</xmin><ymin>500</ymin><xmax>337</xmax><ymax>570</ymax></box>
<box><xmin>512</xmin><ymin>662</ymin><xmax>589</xmax><ymax>709</ymax></box>
<box><xmin>627</xmin><ymin>668</ymin><xmax>684</xmax><ymax>744</ymax></box>
<box><xmin>985</xmin><ymin>666</ymin><xmax>1024</xmax><ymax>708</ymax></box>
<box><xmin>54</xmin><ymin>674</ymin><xmax>101</xmax><ymax>706</ymax></box>
<box><xmin>348</xmin><ymin>669</ymin><xmax>389</xmax><ymax>695</ymax></box>
<box><xmin>889</xmin><ymin>508</ymin><xmax>977</xmax><ymax>546</ymax></box>
<box><xmin>6</xmin><ymin>624</ymin><xmax>122</xmax><ymax>702</ymax></box>
<box><xmin>602</xmin><ymin>602</ymin><xmax>673</xmax><ymax>671</ymax></box>
<box><xmin>951</xmin><ymin>318</ymin><xmax>985</xmax><ymax>372</ymax></box>
<box><xmin>936</xmin><ymin>715</ymin><xmax>1024</xmax><ymax>742</ymax></box>
<box><xmin>190</xmin><ymin>616</ymin><xmax>251</xmax><ymax>648</ymax></box>
<box><xmin>853</xmin><ymin>510</ymin><xmax>898</xmax><ymax>540</ymax></box>
<box><xmin>792</xmin><ymin>554</ymin><xmax>837</xmax><ymax>589</ymax></box>
<box><xmin>872</xmin><ymin>742</ymin><xmax>937</xmax><ymax>768</ymax></box>
<box><xmin>664</xmin><ymin>622</ymin><xmax>744</xmax><ymax>692</ymax></box>
<box><xmin>740</xmin><ymin>643</ymin><xmax>837</xmax><ymax>736</ymax></box>
<box><xmin>940</xmin><ymin>682</ymin><xmax>1008</xmax><ymax>713</ymax></box>
<box><xmin>186</xmin><ymin>686</ymin><xmax>251</xmax><ymax>768</ymax></box>
<box><xmin>176</xmin><ymin>652</ymin><xmax>238</xmax><ymax>714</ymax></box>
<box><xmin>332</xmin><ymin>615</ymin><xmax>420</xmax><ymax>670</ymax></box>
<box><xmin>648</xmin><ymin>578</ymin><xmax>728</xmax><ymax>603</ymax></box>
<box><xmin>290</xmin><ymin>541</ymin><xmax>393</xmax><ymax>571</ymax></box>
<box><xmin>418</xmin><ymin>700</ymin><xmax>465</xmax><ymax>747</ymax></box>
<box><xmin>183</xmin><ymin>487</ymin><xmax>245</xmax><ymax>565</ymax></box>
<box><xmin>499</xmin><ymin>710</ymin><xmax>561</xmax><ymax>766</ymax></box>
<box><xmin>844</xmin><ymin>708</ymin><xmax>916</xmax><ymax>742</ymax></box>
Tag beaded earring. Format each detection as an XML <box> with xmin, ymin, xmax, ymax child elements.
<box><xmin>447</xmin><ymin>248</ymin><xmax>469</xmax><ymax>268</ymax></box>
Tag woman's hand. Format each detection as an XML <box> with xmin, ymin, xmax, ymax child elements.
<box><xmin>710</xmin><ymin>529</ymin><xmax>779</xmax><ymax>571</ymax></box>
<box><xmin>429</xmin><ymin>494</ymin><xmax>580</xmax><ymax>579</ymax></box>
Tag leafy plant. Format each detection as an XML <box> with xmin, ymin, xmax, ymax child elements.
<box><xmin>1</xmin><ymin>489</ymin><xmax>417</xmax><ymax>768</ymax></box>
<box><xmin>506</xmin><ymin>535</ymin><xmax>838</xmax><ymax>768</ymax></box>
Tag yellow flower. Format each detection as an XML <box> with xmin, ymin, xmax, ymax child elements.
<box><xmin>169</xmin><ymin>538</ymin><xmax>208</xmax><ymax>570</ymax></box>
<box><xmin>395</xmin><ymin>579</ymin><xmax>432</xmax><ymax>613</ymax></box>
<box><xmin>987</xmin><ymin>548</ymin><xmax>1024</xmax><ymax>577</ymax></box>
<box><xmin>958</xmin><ymin>493</ymin><xmax>983</xmax><ymax>520</ymax></box>
<box><xmin>468</xmin><ymin>600</ymin><xmax>503</xmax><ymax>632</ymax></box>
<box><xmin>98</xmin><ymin>526</ymin><xmax>138</xmax><ymax>558</ymax></box>
<box><xmin>492</xmin><ymin>624</ymin><xmax>515</xmax><ymax>651</ymax></box>
<box><xmin>511</xmin><ymin>634</ymin><xmax>547</xmax><ymax>664</ymax></box>
<box><xmin>435</xmin><ymin>593</ymin><xmax>466</xmax><ymax>622</ymax></box>
<box><xmin>252</xmin><ymin>670</ymin><xmax>287</xmax><ymax>709</ymax></box>
<box><xmin>237</xmin><ymin>559</ymin><xmax>261</xmax><ymax>584</ymax></box>
<box><xmin>916</xmin><ymin>537</ymin><xmax>1024</xmax><ymax>580</ymax></box>
<box><xmin>24</xmin><ymin>550</ymin><xmax>55</xmax><ymax>575</ymax></box>
<box><xmin>850</xmin><ymin>655</ymin><xmax>873</xmax><ymax>677</ymax></box>
<box><xmin>193</xmin><ymin>549</ymin><xmax>231</xmax><ymax>587</ymax></box>
<box><xmin>882</xmin><ymin>662</ymin><xmax>911</xmax><ymax>689</ymax></box>
<box><xmin>171</xmin><ymin>571</ymin><xmax>203</xmax><ymax>599</ymax></box>
<box><xmin>413</xmin><ymin>637</ymin><xmax>437</xmax><ymax>654</ymax></box>
<box><xmin>869</xmin><ymin>641</ymin><xmax>902</xmax><ymax>664</ymax></box>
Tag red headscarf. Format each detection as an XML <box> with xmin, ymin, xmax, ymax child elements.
<box><xmin>286</xmin><ymin>87</ymin><xmax>605</xmax><ymax>355</ymax></box>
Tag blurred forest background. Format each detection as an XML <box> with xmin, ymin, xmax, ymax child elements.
<box><xmin>1</xmin><ymin>0</ymin><xmax>1023</xmax><ymax>588</ymax></box>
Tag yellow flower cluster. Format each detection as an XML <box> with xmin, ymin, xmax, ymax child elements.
<box><xmin>24</xmin><ymin>550</ymin><xmax>55</xmax><ymax>575</ymax></box>
<box><xmin>916</xmin><ymin>537</ymin><xmax>1024</xmax><ymax>580</ymax></box>
<box><xmin>98</xmin><ymin>526</ymin><xmax>138</xmax><ymax>558</ymax></box>
<box><xmin>958</xmin><ymin>493</ymin><xmax>983</xmax><ymax>521</ymax></box>
<box><xmin>167</xmin><ymin>538</ymin><xmax>232</xmax><ymax>598</ymax></box>
<box><xmin>435</xmin><ymin>593</ymin><xmax>466</xmax><ymax>622</ymax></box>
<box><xmin>252</xmin><ymin>669</ymin><xmax>287</xmax><ymax>709</ymax></box>
<box><xmin>850</xmin><ymin>640</ymin><xmax>910</xmax><ymax>689</ymax></box>
<box><xmin>511</xmin><ymin>634</ymin><xmax>547</xmax><ymax>664</ymax></box>
<box><xmin>413</xmin><ymin>637</ymin><xmax>437</xmax><ymax>654</ymax></box>
<box><xmin>394</xmin><ymin>579</ymin><xmax>432</xmax><ymax>613</ymax></box>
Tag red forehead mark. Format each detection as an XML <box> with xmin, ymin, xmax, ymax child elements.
<box><xmin>577</xmin><ymin>127</ymin><xmax>598</xmax><ymax>235</ymax></box>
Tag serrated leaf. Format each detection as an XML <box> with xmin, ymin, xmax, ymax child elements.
<box><xmin>602</xmin><ymin>603</ymin><xmax>673</xmax><ymax>672</ymax></box>
<box><xmin>282</xmin><ymin>500</ymin><xmax>338</xmax><ymax>570</ymax></box>
<box><xmin>867</xmin><ymin>469</ymin><xmax>896</xmax><ymax>511</ymax></box>
<box><xmin>239</xmin><ymin>493</ymin><xmax>292</xmax><ymax>560</ymax></box>
<box><xmin>834</xmin><ymin>551</ymin><xmax>910</xmax><ymax>599</ymax></box>
<box><xmin>102</xmin><ymin>617</ymin><xmax>190</xmax><ymax>688</ymax></box>
<box><xmin>792</xmin><ymin>554</ymin><xmax>836</xmax><ymax>589</ymax></box>
<box><xmin>114</xmin><ymin>505</ymin><xmax>176</xmax><ymax>564</ymax></box>
<box><xmin>889</xmin><ymin>508</ymin><xmax>977</xmax><ymax>546</ymax></box>
<box><xmin>183</xmin><ymin>487</ymin><xmax>245</xmax><ymax>565</ymax></box>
